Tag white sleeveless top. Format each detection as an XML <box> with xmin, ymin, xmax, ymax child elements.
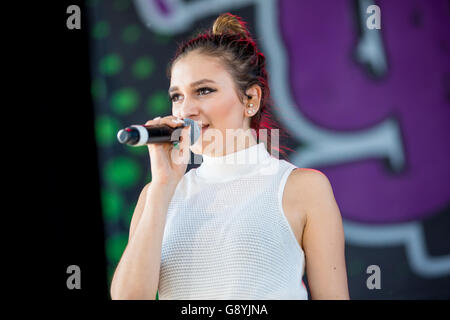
<box><xmin>158</xmin><ymin>142</ymin><xmax>308</xmax><ymax>300</ymax></box>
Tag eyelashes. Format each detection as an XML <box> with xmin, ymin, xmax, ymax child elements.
<box><xmin>169</xmin><ymin>87</ymin><xmax>216</xmax><ymax>102</ymax></box>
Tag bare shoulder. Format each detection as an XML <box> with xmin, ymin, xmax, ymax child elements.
<box><xmin>285</xmin><ymin>168</ymin><xmax>336</xmax><ymax>220</ymax></box>
<box><xmin>293</xmin><ymin>168</ymin><xmax>344</xmax><ymax>243</ymax></box>
<box><xmin>283</xmin><ymin>168</ymin><xmax>313</xmax><ymax>206</ymax></box>
<box><xmin>282</xmin><ymin>168</ymin><xmax>330</xmax><ymax>249</ymax></box>
<box><xmin>288</xmin><ymin>167</ymin><xmax>329</xmax><ymax>182</ymax></box>
<box><xmin>285</xmin><ymin>168</ymin><xmax>331</xmax><ymax>196</ymax></box>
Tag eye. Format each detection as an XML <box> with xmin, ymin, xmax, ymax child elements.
<box><xmin>197</xmin><ymin>87</ymin><xmax>215</xmax><ymax>95</ymax></box>
<box><xmin>169</xmin><ymin>87</ymin><xmax>216</xmax><ymax>102</ymax></box>
<box><xmin>169</xmin><ymin>93</ymin><xmax>180</xmax><ymax>102</ymax></box>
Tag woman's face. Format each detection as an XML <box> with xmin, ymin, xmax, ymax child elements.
<box><xmin>169</xmin><ymin>51</ymin><xmax>258</xmax><ymax>156</ymax></box>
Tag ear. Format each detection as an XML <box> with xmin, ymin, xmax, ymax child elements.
<box><xmin>244</xmin><ymin>84</ymin><xmax>262</xmax><ymax>112</ymax></box>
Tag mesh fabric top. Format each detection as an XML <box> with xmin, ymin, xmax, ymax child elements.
<box><xmin>158</xmin><ymin>142</ymin><xmax>308</xmax><ymax>300</ymax></box>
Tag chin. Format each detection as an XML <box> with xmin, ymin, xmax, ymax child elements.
<box><xmin>189</xmin><ymin>141</ymin><xmax>206</xmax><ymax>155</ymax></box>
<box><xmin>189</xmin><ymin>140</ymin><xmax>214</xmax><ymax>156</ymax></box>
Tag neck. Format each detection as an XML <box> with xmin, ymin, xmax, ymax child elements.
<box><xmin>202</xmin><ymin>133</ymin><xmax>258</xmax><ymax>158</ymax></box>
<box><xmin>196</xmin><ymin>141</ymin><xmax>275</xmax><ymax>182</ymax></box>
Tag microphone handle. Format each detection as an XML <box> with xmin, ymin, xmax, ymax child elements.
<box><xmin>144</xmin><ymin>125</ymin><xmax>182</xmax><ymax>143</ymax></box>
<box><xmin>117</xmin><ymin>125</ymin><xmax>183</xmax><ymax>146</ymax></box>
<box><xmin>117</xmin><ymin>118</ymin><xmax>200</xmax><ymax>146</ymax></box>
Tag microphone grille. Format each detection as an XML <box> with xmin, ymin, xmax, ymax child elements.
<box><xmin>183</xmin><ymin>118</ymin><xmax>201</xmax><ymax>145</ymax></box>
<box><xmin>117</xmin><ymin>129</ymin><xmax>131</xmax><ymax>144</ymax></box>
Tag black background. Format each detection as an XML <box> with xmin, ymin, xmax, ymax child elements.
<box><xmin>35</xmin><ymin>0</ymin><xmax>108</xmax><ymax>300</ymax></box>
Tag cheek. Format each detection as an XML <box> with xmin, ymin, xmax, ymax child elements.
<box><xmin>208</xmin><ymin>93</ymin><xmax>243</xmax><ymax>124</ymax></box>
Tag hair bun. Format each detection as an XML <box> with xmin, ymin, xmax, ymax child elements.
<box><xmin>212</xmin><ymin>13</ymin><xmax>250</xmax><ymax>38</ymax></box>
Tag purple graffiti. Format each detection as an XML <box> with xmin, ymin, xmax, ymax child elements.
<box><xmin>280</xmin><ymin>0</ymin><xmax>450</xmax><ymax>223</ymax></box>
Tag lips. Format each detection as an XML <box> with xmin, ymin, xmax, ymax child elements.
<box><xmin>201</xmin><ymin>124</ymin><xmax>209</xmax><ymax>133</ymax></box>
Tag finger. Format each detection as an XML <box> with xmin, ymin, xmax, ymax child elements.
<box><xmin>145</xmin><ymin>116</ymin><xmax>162</xmax><ymax>126</ymax></box>
<box><xmin>145</xmin><ymin>115</ymin><xmax>182</xmax><ymax>128</ymax></box>
<box><xmin>161</xmin><ymin>116</ymin><xmax>185</xmax><ymax>128</ymax></box>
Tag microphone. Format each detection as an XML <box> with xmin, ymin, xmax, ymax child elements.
<box><xmin>117</xmin><ymin>118</ymin><xmax>200</xmax><ymax>146</ymax></box>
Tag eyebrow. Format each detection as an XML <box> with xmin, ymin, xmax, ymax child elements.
<box><xmin>168</xmin><ymin>79</ymin><xmax>217</xmax><ymax>94</ymax></box>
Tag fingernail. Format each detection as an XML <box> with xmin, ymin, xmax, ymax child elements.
<box><xmin>154</xmin><ymin>116</ymin><xmax>161</xmax><ymax>120</ymax></box>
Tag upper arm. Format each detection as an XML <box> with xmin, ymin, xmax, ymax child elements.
<box><xmin>297</xmin><ymin>169</ymin><xmax>349</xmax><ymax>300</ymax></box>
<box><xmin>128</xmin><ymin>182</ymin><xmax>151</xmax><ymax>242</ymax></box>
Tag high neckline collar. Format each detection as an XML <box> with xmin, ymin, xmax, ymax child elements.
<box><xmin>195</xmin><ymin>142</ymin><xmax>274</xmax><ymax>183</ymax></box>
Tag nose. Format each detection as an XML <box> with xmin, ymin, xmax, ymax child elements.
<box><xmin>177</xmin><ymin>98</ymin><xmax>200</xmax><ymax>120</ymax></box>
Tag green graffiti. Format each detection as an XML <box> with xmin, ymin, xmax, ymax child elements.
<box><xmin>99</xmin><ymin>53</ymin><xmax>123</xmax><ymax>76</ymax></box>
<box><xmin>95</xmin><ymin>115</ymin><xmax>121</xmax><ymax>146</ymax></box>
<box><xmin>106</xmin><ymin>232</ymin><xmax>128</xmax><ymax>266</ymax></box>
<box><xmin>122</xmin><ymin>25</ymin><xmax>141</xmax><ymax>44</ymax></box>
<box><xmin>123</xmin><ymin>201</ymin><xmax>137</xmax><ymax>229</ymax></box>
<box><xmin>92</xmin><ymin>21</ymin><xmax>110</xmax><ymax>39</ymax></box>
<box><xmin>104</xmin><ymin>156</ymin><xmax>141</xmax><ymax>188</ymax></box>
<box><xmin>146</xmin><ymin>91</ymin><xmax>171</xmax><ymax>116</ymax></box>
<box><xmin>132</xmin><ymin>56</ymin><xmax>155</xmax><ymax>79</ymax></box>
<box><xmin>101</xmin><ymin>189</ymin><xmax>125</xmax><ymax>222</ymax></box>
<box><xmin>126</xmin><ymin>144</ymin><xmax>148</xmax><ymax>156</ymax></box>
<box><xmin>91</xmin><ymin>78</ymin><xmax>107</xmax><ymax>101</ymax></box>
<box><xmin>111</xmin><ymin>88</ymin><xmax>140</xmax><ymax>114</ymax></box>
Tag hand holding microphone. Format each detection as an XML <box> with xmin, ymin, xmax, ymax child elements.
<box><xmin>117</xmin><ymin>117</ymin><xmax>200</xmax><ymax>146</ymax></box>
<box><xmin>117</xmin><ymin>116</ymin><xmax>200</xmax><ymax>186</ymax></box>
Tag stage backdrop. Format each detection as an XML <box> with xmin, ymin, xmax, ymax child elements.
<box><xmin>86</xmin><ymin>0</ymin><xmax>450</xmax><ymax>299</ymax></box>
